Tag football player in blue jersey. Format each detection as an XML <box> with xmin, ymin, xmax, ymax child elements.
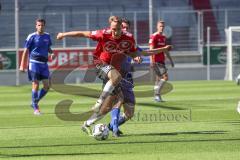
<box><xmin>20</xmin><ymin>19</ymin><xmax>55</xmax><ymax>115</ymax></box>
<box><xmin>108</xmin><ymin>18</ymin><xmax>140</xmax><ymax>137</ymax></box>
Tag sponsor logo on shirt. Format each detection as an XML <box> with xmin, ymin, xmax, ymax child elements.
<box><xmin>103</xmin><ymin>40</ymin><xmax>132</xmax><ymax>54</ymax></box>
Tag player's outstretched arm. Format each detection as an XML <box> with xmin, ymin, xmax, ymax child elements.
<box><xmin>56</xmin><ymin>31</ymin><xmax>91</xmax><ymax>40</ymax></box>
<box><xmin>165</xmin><ymin>51</ymin><xmax>174</xmax><ymax>67</ymax></box>
<box><xmin>129</xmin><ymin>45</ymin><xmax>172</xmax><ymax>58</ymax></box>
<box><xmin>141</xmin><ymin>45</ymin><xmax>172</xmax><ymax>56</ymax></box>
<box><xmin>19</xmin><ymin>48</ymin><xmax>28</xmax><ymax>72</ymax></box>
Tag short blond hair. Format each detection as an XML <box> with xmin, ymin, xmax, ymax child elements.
<box><xmin>108</xmin><ymin>16</ymin><xmax>122</xmax><ymax>25</ymax></box>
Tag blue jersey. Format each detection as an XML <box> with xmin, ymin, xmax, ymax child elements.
<box><xmin>120</xmin><ymin>46</ymin><xmax>142</xmax><ymax>74</ymax></box>
<box><xmin>120</xmin><ymin>57</ymin><xmax>131</xmax><ymax>75</ymax></box>
<box><xmin>24</xmin><ymin>32</ymin><xmax>52</xmax><ymax>63</ymax></box>
<box><xmin>136</xmin><ymin>46</ymin><xmax>143</xmax><ymax>55</ymax></box>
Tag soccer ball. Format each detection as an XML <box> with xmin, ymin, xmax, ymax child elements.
<box><xmin>92</xmin><ymin>124</ymin><xmax>109</xmax><ymax>140</ymax></box>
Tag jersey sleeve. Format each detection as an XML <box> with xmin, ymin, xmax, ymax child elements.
<box><xmin>134</xmin><ymin>46</ymin><xmax>143</xmax><ymax>56</ymax></box>
<box><xmin>129</xmin><ymin>38</ymin><xmax>137</xmax><ymax>53</ymax></box>
<box><xmin>89</xmin><ymin>30</ymin><xmax>103</xmax><ymax>41</ymax></box>
<box><xmin>48</xmin><ymin>35</ymin><xmax>52</xmax><ymax>48</ymax></box>
<box><xmin>136</xmin><ymin>46</ymin><xmax>143</xmax><ymax>52</ymax></box>
<box><xmin>24</xmin><ymin>34</ymin><xmax>33</xmax><ymax>49</ymax></box>
<box><xmin>149</xmin><ymin>34</ymin><xmax>155</xmax><ymax>47</ymax></box>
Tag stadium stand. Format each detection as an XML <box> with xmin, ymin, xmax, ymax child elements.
<box><xmin>0</xmin><ymin>0</ymin><xmax>240</xmax><ymax>50</ymax></box>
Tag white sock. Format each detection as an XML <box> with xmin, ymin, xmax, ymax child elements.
<box><xmin>103</xmin><ymin>80</ymin><xmax>115</xmax><ymax>93</ymax></box>
<box><xmin>154</xmin><ymin>85</ymin><xmax>160</xmax><ymax>95</ymax></box>
<box><xmin>98</xmin><ymin>80</ymin><xmax>115</xmax><ymax>103</ymax></box>
<box><xmin>93</xmin><ymin>81</ymin><xmax>115</xmax><ymax>112</ymax></box>
<box><xmin>158</xmin><ymin>79</ymin><xmax>166</xmax><ymax>95</ymax></box>
<box><xmin>85</xmin><ymin>112</ymin><xmax>104</xmax><ymax>126</ymax></box>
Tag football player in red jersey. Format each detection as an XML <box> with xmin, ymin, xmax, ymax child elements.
<box><xmin>57</xmin><ymin>16</ymin><xmax>172</xmax><ymax>135</ymax></box>
<box><xmin>57</xmin><ymin>16</ymin><xmax>139</xmax><ymax>135</ymax></box>
<box><xmin>149</xmin><ymin>20</ymin><xmax>174</xmax><ymax>102</ymax></box>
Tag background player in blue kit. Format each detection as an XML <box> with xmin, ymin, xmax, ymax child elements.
<box><xmin>19</xmin><ymin>19</ymin><xmax>54</xmax><ymax>115</ymax></box>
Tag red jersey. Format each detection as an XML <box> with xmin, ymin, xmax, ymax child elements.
<box><xmin>149</xmin><ymin>32</ymin><xmax>167</xmax><ymax>63</ymax></box>
<box><xmin>89</xmin><ymin>29</ymin><xmax>137</xmax><ymax>70</ymax></box>
<box><xmin>92</xmin><ymin>42</ymin><xmax>102</xmax><ymax>63</ymax></box>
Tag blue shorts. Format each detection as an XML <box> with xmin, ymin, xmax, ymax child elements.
<box><xmin>28</xmin><ymin>62</ymin><xmax>50</xmax><ymax>81</ymax></box>
<box><xmin>121</xmin><ymin>86</ymin><xmax>135</xmax><ymax>105</ymax></box>
<box><xmin>120</xmin><ymin>76</ymin><xmax>135</xmax><ymax>105</ymax></box>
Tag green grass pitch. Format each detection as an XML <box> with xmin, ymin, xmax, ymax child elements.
<box><xmin>0</xmin><ymin>80</ymin><xmax>240</xmax><ymax>160</ymax></box>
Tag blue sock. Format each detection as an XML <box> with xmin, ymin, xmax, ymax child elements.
<box><xmin>32</xmin><ymin>90</ymin><xmax>38</xmax><ymax>110</ymax></box>
<box><xmin>38</xmin><ymin>88</ymin><xmax>48</xmax><ymax>102</ymax></box>
<box><xmin>118</xmin><ymin>115</ymin><xmax>127</xmax><ymax>126</ymax></box>
<box><xmin>110</xmin><ymin>108</ymin><xmax>120</xmax><ymax>133</ymax></box>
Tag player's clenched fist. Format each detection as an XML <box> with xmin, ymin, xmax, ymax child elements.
<box><xmin>19</xmin><ymin>65</ymin><xmax>26</xmax><ymax>72</ymax></box>
<box><xmin>165</xmin><ymin>45</ymin><xmax>173</xmax><ymax>51</ymax></box>
<box><xmin>56</xmin><ymin>33</ymin><xmax>64</xmax><ymax>40</ymax></box>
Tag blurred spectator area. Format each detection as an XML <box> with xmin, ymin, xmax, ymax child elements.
<box><xmin>0</xmin><ymin>0</ymin><xmax>240</xmax><ymax>51</ymax></box>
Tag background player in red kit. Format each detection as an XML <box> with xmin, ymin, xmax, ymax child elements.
<box><xmin>149</xmin><ymin>20</ymin><xmax>174</xmax><ymax>102</ymax></box>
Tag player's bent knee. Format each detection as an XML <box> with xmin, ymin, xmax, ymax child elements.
<box><xmin>32</xmin><ymin>81</ymin><xmax>39</xmax><ymax>91</ymax></box>
<box><xmin>99</xmin><ymin>95</ymin><xmax>118</xmax><ymax>115</ymax></box>
<box><xmin>112</xmin><ymin>75</ymin><xmax>122</xmax><ymax>86</ymax></box>
<box><xmin>108</xmin><ymin>70</ymin><xmax>122</xmax><ymax>86</ymax></box>
<box><xmin>115</xmin><ymin>74</ymin><xmax>122</xmax><ymax>84</ymax></box>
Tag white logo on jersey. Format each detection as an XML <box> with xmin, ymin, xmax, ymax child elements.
<box><xmin>157</xmin><ymin>38</ymin><xmax>166</xmax><ymax>45</ymax></box>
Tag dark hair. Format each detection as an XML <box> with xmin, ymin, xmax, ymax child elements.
<box><xmin>36</xmin><ymin>18</ymin><xmax>46</xmax><ymax>25</ymax></box>
<box><xmin>157</xmin><ymin>20</ymin><xmax>165</xmax><ymax>24</ymax></box>
<box><xmin>122</xmin><ymin>18</ymin><xmax>131</xmax><ymax>27</ymax></box>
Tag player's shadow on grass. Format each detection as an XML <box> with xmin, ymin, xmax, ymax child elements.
<box><xmin>137</xmin><ymin>102</ymin><xmax>186</xmax><ymax>110</ymax></box>
<box><xmin>222</xmin><ymin>120</ymin><xmax>240</xmax><ymax>125</ymax></box>
<box><xmin>2</xmin><ymin>133</ymin><xmax>239</xmax><ymax>151</ymax></box>
<box><xmin>0</xmin><ymin>152</ymin><xmax>111</xmax><ymax>158</ymax></box>
<box><xmin>125</xmin><ymin>130</ymin><xmax>228</xmax><ymax>137</ymax></box>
